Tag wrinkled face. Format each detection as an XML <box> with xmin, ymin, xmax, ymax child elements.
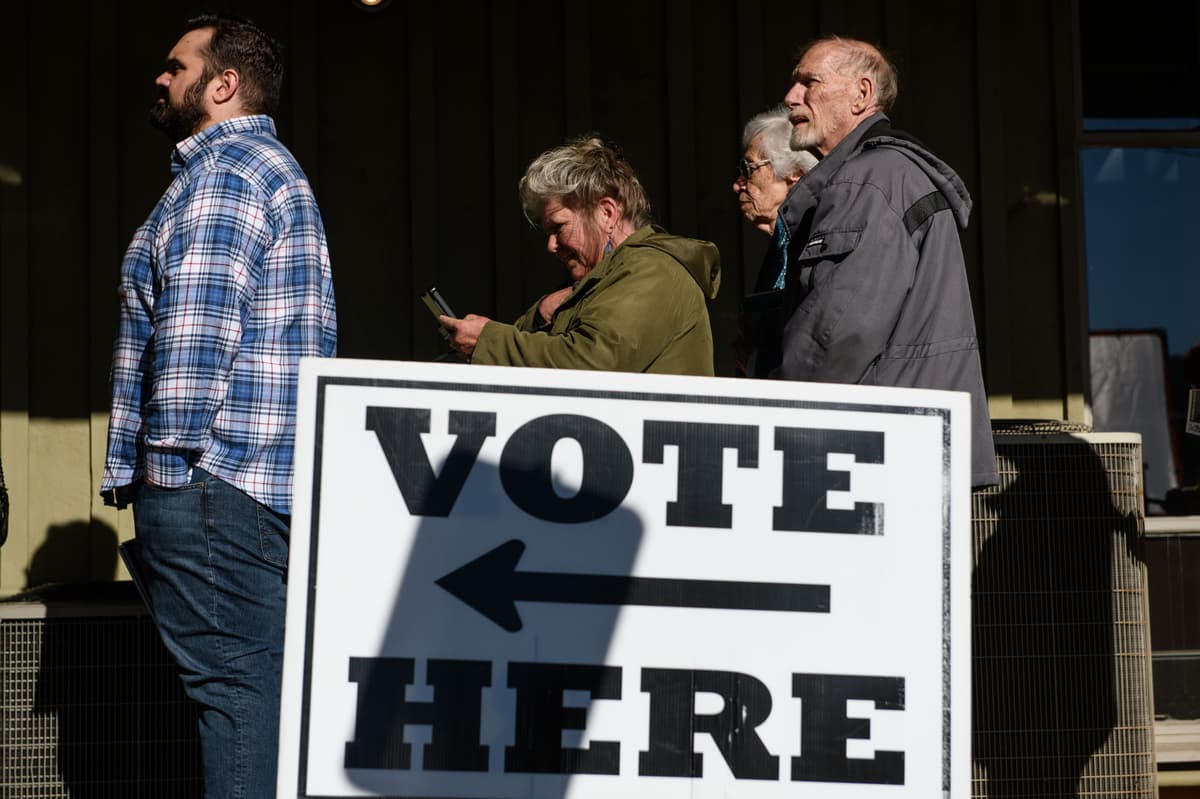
<box><xmin>784</xmin><ymin>42</ymin><xmax>858</xmax><ymax>156</ymax></box>
<box><xmin>150</xmin><ymin>28</ymin><xmax>213</xmax><ymax>141</ymax></box>
<box><xmin>733</xmin><ymin>137</ymin><xmax>792</xmax><ymax>232</ymax></box>
<box><xmin>540</xmin><ymin>198</ymin><xmax>609</xmax><ymax>282</ymax></box>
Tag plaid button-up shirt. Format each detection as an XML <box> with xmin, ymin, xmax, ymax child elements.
<box><xmin>102</xmin><ymin>115</ymin><xmax>336</xmax><ymax>515</ymax></box>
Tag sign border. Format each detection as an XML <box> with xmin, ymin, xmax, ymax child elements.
<box><xmin>293</xmin><ymin>376</ymin><xmax>957</xmax><ymax>798</ymax></box>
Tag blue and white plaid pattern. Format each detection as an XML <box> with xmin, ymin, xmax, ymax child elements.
<box><xmin>102</xmin><ymin>115</ymin><xmax>336</xmax><ymax>514</ymax></box>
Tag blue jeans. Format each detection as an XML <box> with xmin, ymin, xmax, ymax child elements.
<box><xmin>133</xmin><ymin>467</ymin><xmax>289</xmax><ymax>799</ymax></box>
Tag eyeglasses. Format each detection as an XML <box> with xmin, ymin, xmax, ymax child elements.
<box><xmin>736</xmin><ymin>157</ymin><xmax>771</xmax><ymax>181</ymax></box>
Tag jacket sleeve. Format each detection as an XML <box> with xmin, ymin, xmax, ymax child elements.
<box><xmin>510</xmin><ymin>300</ymin><xmax>542</xmax><ymax>332</ymax></box>
<box><xmin>777</xmin><ymin>178</ymin><xmax>917</xmax><ymax>384</ymax></box>
<box><xmin>471</xmin><ymin>253</ymin><xmax>701</xmax><ymax>371</ymax></box>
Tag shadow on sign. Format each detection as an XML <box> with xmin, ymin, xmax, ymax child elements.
<box><xmin>344</xmin><ymin>455</ymin><xmax>644</xmax><ymax>796</ymax></box>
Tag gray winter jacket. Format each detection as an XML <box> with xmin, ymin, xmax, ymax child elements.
<box><xmin>777</xmin><ymin>112</ymin><xmax>998</xmax><ymax>487</ymax></box>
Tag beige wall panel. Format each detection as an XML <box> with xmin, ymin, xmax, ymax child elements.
<box><xmin>91</xmin><ymin>412</ymin><xmax>134</xmax><ymax>581</ymax></box>
<box><xmin>1052</xmin><ymin>1</ymin><xmax>1088</xmax><ymax>423</ymax></box>
<box><xmin>997</xmin><ymin>3</ymin><xmax>1072</xmax><ymax>413</ymax></box>
<box><xmin>0</xmin><ymin>2</ymin><xmax>29</xmax><ymax>598</ymax></box>
<box><xmin>0</xmin><ymin>1</ymin><xmax>1093</xmax><ymax>591</ymax></box>
<box><xmin>25</xmin><ymin>419</ymin><xmax>105</xmax><ymax>588</ymax></box>
<box><xmin>0</xmin><ymin>413</ymin><xmax>30</xmax><ymax>596</ymax></box>
<box><xmin>975</xmin><ymin>2</ymin><xmax>1014</xmax><ymax>415</ymax></box>
<box><xmin>975</xmin><ymin>0</ymin><xmax>1084</xmax><ymax>420</ymax></box>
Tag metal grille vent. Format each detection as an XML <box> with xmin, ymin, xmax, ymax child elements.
<box><xmin>971</xmin><ymin>431</ymin><xmax>1156</xmax><ymax>798</ymax></box>
<box><xmin>0</xmin><ymin>598</ymin><xmax>201</xmax><ymax>798</ymax></box>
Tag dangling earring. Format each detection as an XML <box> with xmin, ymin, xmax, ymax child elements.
<box><xmin>604</xmin><ymin>227</ymin><xmax>615</xmax><ymax>255</ymax></box>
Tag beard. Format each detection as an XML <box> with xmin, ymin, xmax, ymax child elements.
<box><xmin>789</xmin><ymin>123</ymin><xmax>818</xmax><ymax>152</ymax></box>
<box><xmin>149</xmin><ymin>77</ymin><xmax>208</xmax><ymax>142</ymax></box>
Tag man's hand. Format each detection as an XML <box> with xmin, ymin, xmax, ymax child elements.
<box><xmin>440</xmin><ymin>314</ymin><xmax>490</xmax><ymax>357</ymax></box>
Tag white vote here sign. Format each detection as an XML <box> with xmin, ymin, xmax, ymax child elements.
<box><xmin>277</xmin><ymin>359</ymin><xmax>972</xmax><ymax>798</ymax></box>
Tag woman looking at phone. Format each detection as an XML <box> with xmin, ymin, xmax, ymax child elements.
<box><xmin>440</xmin><ymin>136</ymin><xmax>720</xmax><ymax>376</ymax></box>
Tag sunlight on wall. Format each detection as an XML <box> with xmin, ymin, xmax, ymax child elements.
<box><xmin>0</xmin><ymin>414</ymin><xmax>132</xmax><ymax>597</ymax></box>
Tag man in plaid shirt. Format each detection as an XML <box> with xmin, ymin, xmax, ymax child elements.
<box><xmin>100</xmin><ymin>13</ymin><xmax>335</xmax><ymax>797</ymax></box>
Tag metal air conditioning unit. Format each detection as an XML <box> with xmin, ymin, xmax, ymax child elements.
<box><xmin>0</xmin><ymin>584</ymin><xmax>201</xmax><ymax>798</ymax></box>
<box><xmin>971</xmin><ymin>424</ymin><xmax>1156</xmax><ymax>798</ymax></box>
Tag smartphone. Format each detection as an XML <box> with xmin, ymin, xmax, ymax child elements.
<box><xmin>421</xmin><ymin>287</ymin><xmax>456</xmax><ymax>340</ymax></box>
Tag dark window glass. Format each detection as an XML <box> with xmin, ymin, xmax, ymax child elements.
<box><xmin>1082</xmin><ymin>146</ymin><xmax>1200</xmax><ymax>352</ymax></box>
<box><xmin>1079</xmin><ymin>2</ymin><xmax>1200</xmax><ymax>122</ymax></box>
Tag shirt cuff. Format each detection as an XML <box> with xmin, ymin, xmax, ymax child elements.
<box><xmin>144</xmin><ymin>447</ymin><xmax>194</xmax><ymax>487</ymax></box>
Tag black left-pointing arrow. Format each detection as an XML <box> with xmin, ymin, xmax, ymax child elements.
<box><xmin>435</xmin><ymin>539</ymin><xmax>830</xmax><ymax>633</ymax></box>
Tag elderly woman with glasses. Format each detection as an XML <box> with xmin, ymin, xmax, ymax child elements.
<box><xmin>734</xmin><ymin>105</ymin><xmax>820</xmax><ymax>290</ymax></box>
<box><xmin>732</xmin><ymin>106</ymin><xmax>819</xmax><ymax>377</ymax></box>
<box><xmin>441</xmin><ymin>135</ymin><xmax>721</xmax><ymax>376</ymax></box>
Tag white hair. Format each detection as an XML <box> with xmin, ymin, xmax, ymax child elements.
<box><xmin>742</xmin><ymin>105</ymin><xmax>819</xmax><ymax>180</ymax></box>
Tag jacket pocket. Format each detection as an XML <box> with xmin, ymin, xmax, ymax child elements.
<box><xmin>793</xmin><ymin>228</ymin><xmax>863</xmax><ymax>288</ymax></box>
<box><xmin>791</xmin><ymin>228</ymin><xmax>864</xmax><ymax>353</ymax></box>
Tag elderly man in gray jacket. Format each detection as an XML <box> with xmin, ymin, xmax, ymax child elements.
<box><xmin>777</xmin><ymin>35</ymin><xmax>998</xmax><ymax>488</ymax></box>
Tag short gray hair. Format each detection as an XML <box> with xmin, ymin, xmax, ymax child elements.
<box><xmin>519</xmin><ymin>136</ymin><xmax>651</xmax><ymax>228</ymax></box>
<box><xmin>742</xmin><ymin>105</ymin><xmax>819</xmax><ymax>180</ymax></box>
<box><xmin>796</xmin><ymin>35</ymin><xmax>899</xmax><ymax>114</ymax></box>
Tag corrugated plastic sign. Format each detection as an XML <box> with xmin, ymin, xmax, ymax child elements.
<box><xmin>277</xmin><ymin>359</ymin><xmax>972</xmax><ymax>799</ymax></box>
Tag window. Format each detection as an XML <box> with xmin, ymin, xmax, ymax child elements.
<box><xmin>1079</xmin><ymin>4</ymin><xmax>1200</xmax><ymax>511</ymax></box>
<box><xmin>1079</xmin><ymin>2</ymin><xmax>1200</xmax><ymax>737</ymax></box>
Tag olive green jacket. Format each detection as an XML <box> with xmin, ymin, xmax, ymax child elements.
<box><xmin>473</xmin><ymin>225</ymin><xmax>720</xmax><ymax>375</ymax></box>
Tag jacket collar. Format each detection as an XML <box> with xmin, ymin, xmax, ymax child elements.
<box><xmin>778</xmin><ymin>111</ymin><xmax>889</xmax><ymax>238</ymax></box>
<box><xmin>576</xmin><ymin>224</ymin><xmax>657</xmax><ymax>288</ymax></box>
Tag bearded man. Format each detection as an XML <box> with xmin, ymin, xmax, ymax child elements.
<box><xmin>100</xmin><ymin>14</ymin><xmax>336</xmax><ymax>797</ymax></box>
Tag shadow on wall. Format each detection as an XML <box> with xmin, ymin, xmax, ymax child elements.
<box><xmin>0</xmin><ymin>454</ymin><xmax>8</xmax><ymax>546</ymax></box>
<box><xmin>25</xmin><ymin>520</ymin><xmax>118</xmax><ymax>589</ymax></box>
<box><xmin>971</xmin><ymin>432</ymin><xmax>1146</xmax><ymax>797</ymax></box>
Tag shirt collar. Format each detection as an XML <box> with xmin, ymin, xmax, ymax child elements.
<box><xmin>778</xmin><ymin>111</ymin><xmax>889</xmax><ymax>233</ymax></box>
<box><xmin>171</xmin><ymin>114</ymin><xmax>277</xmax><ymax>174</ymax></box>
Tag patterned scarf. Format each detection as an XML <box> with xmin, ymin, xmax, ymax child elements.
<box><xmin>762</xmin><ymin>215</ymin><xmax>790</xmax><ymax>291</ymax></box>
